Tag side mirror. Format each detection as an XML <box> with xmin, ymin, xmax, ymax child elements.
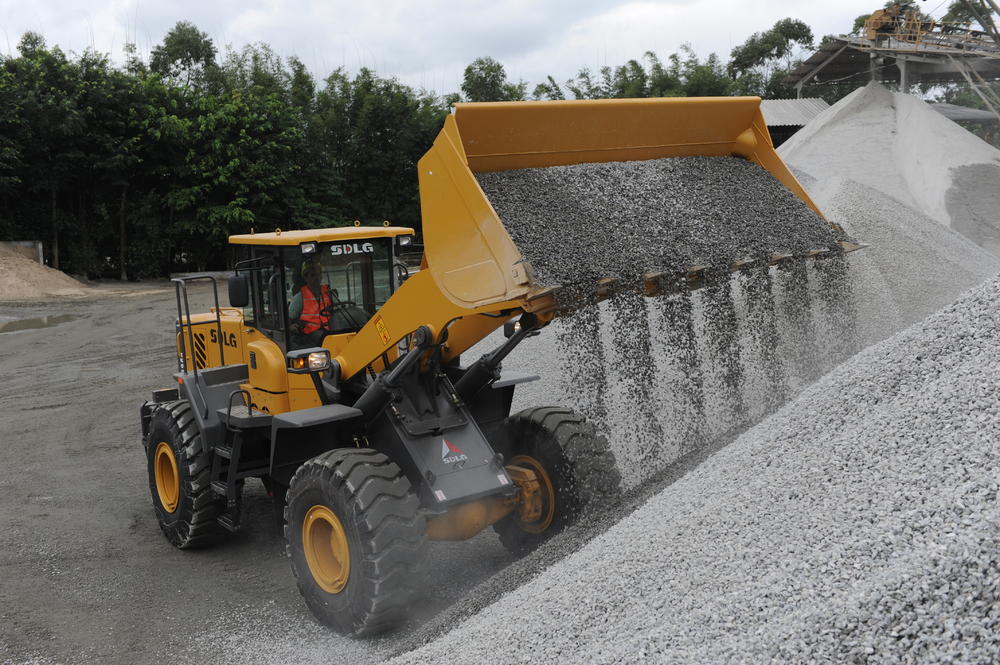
<box><xmin>228</xmin><ymin>274</ymin><xmax>250</xmax><ymax>308</ymax></box>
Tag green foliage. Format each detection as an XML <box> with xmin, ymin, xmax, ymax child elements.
<box><xmin>460</xmin><ymin>57</ymin><xmax>527</xmax><ymax>102</ymax></box>
<box><xmin>150</xmin><ymin>21</ymin><xmax>217</xmax><ymax>89</ymax></box>
<box><xmin>729</xmin><ymin>19</ymin><xmax>813</xmax><ymax>78</ymax></box>
<box><xmin>553</xmin><ymin>48</ymin><xmax>728</xmax><ymax>100</ymax></box>
<box><xmin>0</xmin><ymin>25</ymin><xmax>450</xmax><ymax>277</ymax></box>
<box><xmin>729</xmin><ymin>18</ymin><xmax>813</xmax><ymax>98</ymax></box>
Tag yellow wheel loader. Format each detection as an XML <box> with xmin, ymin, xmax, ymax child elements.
<box><xmin>140</xmin><ymin>97</ymin><xmax>851</xmax><ymax>635</ymax></box>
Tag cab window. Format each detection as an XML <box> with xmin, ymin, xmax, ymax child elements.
<box><xmin>238</xmin><ymin>246</ymin><xmax>287</xmax><ymax>347</ymax></box>
<box><xmin>282</xmin><ymin>238</ymin><xmax>394</xmax><ymax>315</ymax></box>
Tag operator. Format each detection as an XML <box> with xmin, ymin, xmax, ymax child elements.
<box><xmin>289</xmin><ymin>260</ymin><xmax>332</xmax><ymax>348</ymax></box>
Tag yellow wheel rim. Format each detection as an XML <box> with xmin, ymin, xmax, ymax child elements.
<box><xmin>510</xmin><ymin>455</ymin><xmax>556</xmax><ymax>534</ymax></box>
<box><xmin>303</xmin><ymin>505</ymin><xmax>351</xmax><ymax>594</ymax></box>
<box><xmin>154</xmin><ymin>442</ymin><xmax>180</xmax><ymax>514</ymax></box>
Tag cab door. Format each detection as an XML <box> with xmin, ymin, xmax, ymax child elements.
<box><xmin>241</xmin><ymin>246</ymin><xmax>292</xmax><ymax>412</ymax></box>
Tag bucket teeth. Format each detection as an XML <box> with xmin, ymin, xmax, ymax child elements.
<box><xmin>596</xmin><ymin>277</ymin><xmax>620</xmax><ymax>301</ymax></box>
<box><xmin>541</xmin><ymin>236</ymin><xmax>871</xmax><ymax>316</ymax></box>
<box><xmin>643</xmin><ymin>271</ymin><xmax>669</xmax><ymax>297</ymax></box>
<box><xmin>729</xmin><ymin>258</ymin><xmax>755</xmax><ymax>272</ymax></box>
<box><xmin>838</xmin><ymin>240</ymin><xmax>867</xmax><ymax>253</ymax></box>
<box><xmin>686</xmin><ymin>265</ymin><xmax>707</xmax><ymax>291</ymax></box>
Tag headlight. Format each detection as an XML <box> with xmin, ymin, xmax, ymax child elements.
<box><xmin>398</xmin><ymin>235</ymin><xmax>413</xmax><ymax>246</ymax></box>
<box><xmin>308</xmin><ymin>350</ymin><xmax>331</xmax><ymax>371</ymax></box>
<box><xmin>301</xmin><ymin>242</ymin><xmax>317</xmax><ymax>255</ymax></box>
<box><xmin>287</xmin><ymin>348</ymin><xmax>331</xmax><ymax>373</ymax></box>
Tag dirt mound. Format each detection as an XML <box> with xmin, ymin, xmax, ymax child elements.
<box><xmin>0</xmin><ymin>244</ymin><xmax>88</xmax><ymax>300</ymax></box>
<box><xmin>779</xmin><ymin>82</ymin><xmax>1000</xmax><ymax>256</ymax></box>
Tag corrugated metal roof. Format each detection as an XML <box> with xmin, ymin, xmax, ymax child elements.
<box><xmin>930</xmin><ymin>102</ymin><xmax>998</xmax><ymax>123</ymax></box>
<box><xmin>760</xmin><ymin>98</ymin><xmax>831</xmax><ymax>127</ymax></box>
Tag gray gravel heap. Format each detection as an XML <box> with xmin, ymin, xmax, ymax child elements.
<box><xmin>477</xmin><ymin>156</ymin><xmax>847</xmax><ymax>293</ymax></box>
<box><xmin>807</xmin><ymin>176</ymin><xmax>1000</xmax><ymax>350</ymax></box>
<box><xmin>390</xmin><ymin>275</ymin><xmax>1000</xmax><ymax>665</ymax></box>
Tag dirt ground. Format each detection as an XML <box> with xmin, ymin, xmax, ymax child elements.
<box><xmin>0</xmin><ymin>282</ymin><xmax>518</xmax><ymax>665</ymax></box>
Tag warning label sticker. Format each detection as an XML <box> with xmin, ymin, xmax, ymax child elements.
<box><xmin>373</xmin><ymin>315</ymin><xmax>390</xmax><ymax>345</ymax></box>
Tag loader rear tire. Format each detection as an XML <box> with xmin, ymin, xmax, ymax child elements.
<box><xmin>145</xmin><ymin>401</ymin><xmax>233</xmax><ymax>548</ymax></box>
<box><xmin>284</xmin><ymin>448</ymin><xmax>427</xmax><ymax>636</ymax></box>
<box><xmin>492</xmin><ymin>407</ymin><xmax>620</xmax><ymax>555</ymax></box>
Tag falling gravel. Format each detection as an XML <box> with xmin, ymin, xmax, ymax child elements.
<box><xmin>654</xmin><ymin>290</ymin><xmax>707</xmax><ymax>454</ymax></box>
<box><xmin>773</xmin><ymin>257</ymin><xmax>822</xmax><ymax>391</ymax></box>
<box><xmin>814</xmin><ymin>254</ymin><xmax>859</xmax><ymax>367</ymax></box>
<box><xmin>552</xmin><ymin>301</ymin><xmax>608</xmax><ymax>426</ymax></box>
<box><xmin>697</xmin><ymin>271</ymin><xmax>747</xmax><ymax>437</ymax></box>
<box><xmin>477</xmin><ymin>155</ymin><xmax>854</xmax><ymax>486</ymax></box>
<box><xmin>390</xmin><ymin>275</ymin><xmax>1000</xmax><ymax>665</ymax></box>
<box><xmin>738</xmin><ymin>267</ymin><xmax>785</xmax><ymax>418</ymax></box>
<box><xmin>604</xmin><ymin>293</ymin><xmax>667</xmax><ymax>479</ymax></box>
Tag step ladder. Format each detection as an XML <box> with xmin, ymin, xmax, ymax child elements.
<box><xmin>211</xmin><ymin>391</ymin><xmax>272</xmax><ymax>532</ymax></box>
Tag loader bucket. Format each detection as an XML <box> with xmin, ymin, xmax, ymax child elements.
<box><xmin>418</xmin><ymin>97</ymin><xmax>838</xmax><ymax>311</ymax></box>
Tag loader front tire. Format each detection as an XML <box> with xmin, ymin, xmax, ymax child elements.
<box><xmin>145</xmin><ymin>401</ymin><xmax>231</xmax><ymax>548</ymax></box>
<box><xmin>493</xmin><ymin>407</ymin><xmax>621</xmax><ymax>555</ymax></box>
<box><xmin>284</xmin><ymin>448</ymin><xmax>427</xmax><ymax>636</ymax></box>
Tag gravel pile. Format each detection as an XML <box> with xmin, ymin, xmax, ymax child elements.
<box><xmin>779</xmin><ymin>81</ymin><xmax>1000</xmax><ymax>256</ymax></box>
<box><xmin>808</xmin><ymin>177</ymin><xmax>1000</xmax><ymax>350</ymax></box>
<box><xmin>477</xmin><ymin>156</ymin><xmax>847</xmax><ymax>293</ymax></box>
<box><xmin>390</xmin><ymin>274</ymin><xmax>1000</xmax><ymax>665</ymax></box>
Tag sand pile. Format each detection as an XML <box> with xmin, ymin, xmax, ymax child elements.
<box><xmin>390</xmin><ymin>275</ymin><xmax>1000</xmax><ymax>665</ymax></box>
<box><xmin>779</xmin><ymin>82</ymin><xmax>1000</xmax><ymax>255</ymax></box>
<box><xmin>0</xmin><ymin>245</ymin><xmax>88</xmax><ymax>300</ymax></box>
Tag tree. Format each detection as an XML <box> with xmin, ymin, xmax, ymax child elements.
<box><xmin>532</xmin><ymin>75</ymin><xmax>565</xmax><ymax>101</ymax></box>
<box><xmin>729</xmin><ymin>18</ymin><xmax>813</xmax><ymax>98</ymax></box>
<box><xmin>676</xmin><ymin>48</ymin><xmax>733</xmax><ymax>97</ymax></box>
<box><xmin>314</xmin><ymin>68</ymin><xmax>447</xmax><ymax>228</ymax></box>
<box><xmin>8</xmin><ymin>33</ymin><xmax>85</xmax><ymax>269</ymax></box>
<box><xmin>460</xmin><ymin>57</ymin><xmax>526</xmax><ymax>102</ymax></box>
<box><xmin>150</xmin><ymin>21</ymin><xmax>217</xmax><ymax>90</ymax></box>
<box><xmin>557</xmin><ymin>48</ymin><xmax>720</xmax><ymax>100</ymax></box>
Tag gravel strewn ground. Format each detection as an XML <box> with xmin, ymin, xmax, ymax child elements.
<box><xmin>477</xmin><ymin>156</ymin><xmax>846</xmax><ymax>292</ymax></box>
<box><xmin>390</xmin><ymin>275</ymin><xmax>1000</xmax><ymax>665</ymax></box>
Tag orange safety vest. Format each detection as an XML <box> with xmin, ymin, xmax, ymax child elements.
<box><xmin>300</xmin><ymin>284</ymin><xmax>332</xmax><ymax>334</ymax></box>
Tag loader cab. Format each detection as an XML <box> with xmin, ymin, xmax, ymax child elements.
<box><xmin>229</xmin><ymin>226</ymin><xmax>416</xmax><ymax>354</ymax></box>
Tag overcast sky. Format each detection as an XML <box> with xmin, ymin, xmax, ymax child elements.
<box><xmin>0</xmin><ymin>1</ymin><xmax>940</xmax><ymax>96</ymax></box>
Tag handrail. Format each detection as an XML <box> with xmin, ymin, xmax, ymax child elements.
<box><xmin>172</xmin><ymin>275</ymin><xmax>226</xmax><ymax>380</ymax></box>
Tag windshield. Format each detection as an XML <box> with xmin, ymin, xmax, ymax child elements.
<box><xmin>282</xmin><ymin>238</ymin><xmax>393</xmax><ymax>315</ymax></box>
